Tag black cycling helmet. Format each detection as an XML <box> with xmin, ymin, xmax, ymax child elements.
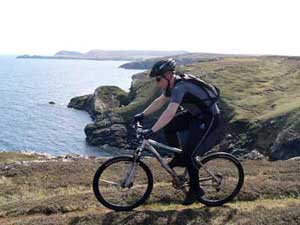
<box><xmin>149</xmin><ymin>58</ymin><xmax>176</xmax><ymax>78</ymax></box>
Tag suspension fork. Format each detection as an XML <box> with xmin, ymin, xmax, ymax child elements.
<box><xmin>122</xmin><ymin>142</ymin><xmax>144</xmax><ymax>188</ymax></box>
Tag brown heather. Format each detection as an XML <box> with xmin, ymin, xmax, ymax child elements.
<box><xmin>0</xmin><ymin>152</ymin><xmax>299</xmax><ymax>225</ymax></box>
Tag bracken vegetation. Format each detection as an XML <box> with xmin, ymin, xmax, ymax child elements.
<box><xmin>0</xmin><ymin>152</ymin><xmax>299</xmax><ymax>225</ymax></box>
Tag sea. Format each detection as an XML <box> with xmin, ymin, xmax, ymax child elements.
<box><xmin>0</xmin><ymin>55</ymin><xmax>144</xmax><ymax>157</ymax></box>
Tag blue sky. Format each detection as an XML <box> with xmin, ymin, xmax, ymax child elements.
<box><xmin>1</xmin><ymin>0</ymin><xmax>300</xmax><ymax>56</ymax></box>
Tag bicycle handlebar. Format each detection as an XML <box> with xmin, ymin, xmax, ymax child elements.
<box><xmin>131</xmin><ymin>121</ymin><xmax>144</xmax><ymax>139</ymax></box>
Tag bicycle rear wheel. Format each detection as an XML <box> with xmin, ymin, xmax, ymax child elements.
<box><xmin>93</xmin><ymin>156</ymin><xmax>153</xmax><ymax>211</ymax></box>
<box><xmin>196</xmin><ymin>152</ymin><xmax>244</xmax><ymax>206</ymax></box>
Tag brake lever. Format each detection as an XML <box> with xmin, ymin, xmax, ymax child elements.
<box><xmin>131</xmin><ymin>121</ymin><xmax>143</xmax><ymax>129</ymax></box>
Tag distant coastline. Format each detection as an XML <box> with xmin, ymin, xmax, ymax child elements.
<box><xmin>16</xmin><ymin>55</ymin><xmax>139</xmax><ymax>61</ymax></box>
<box><xmin>16</xmin><ymin>50</ymin><xmax>189</xmax><ymax>62</ymax></box>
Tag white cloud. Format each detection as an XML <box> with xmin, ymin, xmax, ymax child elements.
<box><xmin>0</xmin><ymin>0</ymin><xmax>300</xmax><ymax>55</ymax></box>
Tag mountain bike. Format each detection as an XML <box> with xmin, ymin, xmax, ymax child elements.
<box><xmin>93</xmin><ymin>121</ymin><xmax>244</xmax><ymax>211</ymax></box>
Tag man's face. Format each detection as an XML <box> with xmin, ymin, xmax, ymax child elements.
<box><xmin>155</xmin><ymin>73</ymin><xmax>171</xmax><ymax>90</ymax></box>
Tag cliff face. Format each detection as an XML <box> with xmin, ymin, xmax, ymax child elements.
<box><xmin>68</xmin><ymin>56</ymin><xmax>300</xmax><ymax>160</ymax></box>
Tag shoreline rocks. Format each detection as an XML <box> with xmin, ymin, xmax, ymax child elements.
<box><xmin>242</xmin><ymin>150</ymin><xmax>267</xmax><ymax>160</ymax></box>
<box><xmin>68</xmin><ymin>86</ymin><xmax>133</xmax><ymax>149</ymax></box>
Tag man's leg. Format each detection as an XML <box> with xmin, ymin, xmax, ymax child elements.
<box><xmin>163</xmin><ymin>111</ymin><xmax>194</xmax><ymax>167</ymax></box>
<box><xmin>163</xmin><ymin>110</ymin><xmax>192</xmax><ymax>148</ymax></box>
<box><xmin>182</xmin><ymin>116</ymin><xmax>214</xmax><ymax>205</ymax></box>
<box><xmin>193</xmin><ymin>113</ymin><xmax>225</xmax><ymax>157</ymax></box>
<box><xmin>183</xmin><ymin>118</ymin><xmax>208</xmax><ymax>189</ymax></box>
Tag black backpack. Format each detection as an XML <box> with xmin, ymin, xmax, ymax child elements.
<box><xmin>176</xmin><ymin>72</ymin><xmax>220</xmax><ymax>107</ymax></box>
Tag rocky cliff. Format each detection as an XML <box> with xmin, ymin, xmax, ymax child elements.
<box><xmin>68</xmin><ymin>56</ymin><xmax>300</xmax><ymax>160</ymax></box>
<box><xmin>68</xmin><ymin>72</ymin><xmax>167</xmax><ymax>150</ymax></box>
<box><xmin>68</xmin><ymin>86</ymin><xmax>130</xmax><ymax>148</ymax></box>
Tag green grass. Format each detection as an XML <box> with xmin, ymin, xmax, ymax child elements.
<box><xmin>184</xmin><ymin>57</ymin><xmax>300</xmax><ymax>122</ymax></box>
<box><xmin>94</xmin><ymin>86</ymin><xmax>129</xmax><ymax>106</ymax></box>
<box><xmin>176</xmin><ymin>56</ymin><xmax>300</xmax><ymax>156</ymax></box>
<box><xmin>113</xmin><ymin>72</ymin><xmax>161</xmax><ymax>123</ymax></box>
<box><xmin>122</xmin><ymin>56</ymin><xmax>300</xmax><ymax>130</ymax></box>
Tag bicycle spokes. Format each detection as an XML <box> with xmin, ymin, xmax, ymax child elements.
<box><xmin>94</xmin><ymin>159</ymin><xmax>152</xmax><ymax>209</ymax></box>
<box><xmin>199</xmin><ymin>157</ymin><xmax>241</xmax><ymax>201</ymax></box>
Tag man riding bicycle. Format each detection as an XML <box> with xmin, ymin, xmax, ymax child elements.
<box><xmin>134</xmin><ymin>58</ymin><xmax>224</xmax><ymax>205</ymax></box>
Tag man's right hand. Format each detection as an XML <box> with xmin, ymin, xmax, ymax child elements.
<box><xmin>134</xmin><ymin>113</ymin><xmax>144</xmax><ymax>123</ymax></box>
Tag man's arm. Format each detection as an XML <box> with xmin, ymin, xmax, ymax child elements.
<box><xmin>151</xmin><ymin>103</ymin><xmax>180</xmax><ymax>132</ymax></box>
<box><xmin>143</xmin><ymin>94</ymin><xmax>169</xmax><ymax>116</ymax></box>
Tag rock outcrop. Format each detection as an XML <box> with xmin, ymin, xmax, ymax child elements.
<box><xmin>68</xmin><ymin>86</ymin><xmax>128</xmax><ymax>119</ymax></box>
<box><xmin>68</xmin><ymin>70</ymin><xmax>167</xmax><ymax>151</ymax></box>
<box><xmin>68</xmin><ymin>86</ymin><xmax>130</xmax><ymax>149</ymax></box>
<box><xmin>269</xmin><ymin>113</ymin><xmax>300</xmax><ymax>160</ymax></box>
<box><xmin>68</xmin><ymin>94</ymin><xmax>93</xmax><ymax>112</ymax></box>
<box><xmin>84</xmin><ymin>115</ymin><xmax>128</xmax><ymax>148</ymax></box>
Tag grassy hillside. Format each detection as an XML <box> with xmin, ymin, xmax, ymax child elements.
<box><xmin>119</xmin><ymin>52</ymin><xmax>253</xmax><ymax>69</ymax></box>
<box><xmin>183</xmin><ymin>57</ymin><xmax>300</xmax><ymax>122</ymax></box>
<box><xmin>0</xmin><ymin>152</ymin><xmax>299</xmax><ymax>225</ymax></box>
<box><xmin>181</xmin><ymin>56</ymin><xmax>300</xmax><ymax>158</ymax></box>
<box><xmin>114</xmin><ymin>56</ymin><xmax>300</xmax><ymax>159</ymax></box>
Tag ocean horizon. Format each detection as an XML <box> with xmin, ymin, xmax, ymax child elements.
<box><xmin>0</xmin><ymin>55</ymin><xmax>144</xmax><ymax>156</ymax></box>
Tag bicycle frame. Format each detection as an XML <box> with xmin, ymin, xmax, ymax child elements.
<box><xmin>122</xmin><ymin>122</ymin><xmax>223</xmax><ymax>193</ymax></box>
<box><xmin>125</xmin><ymin>137</ymin><xmax>222</xmax><ymax>191</ymax></box>
<box><xmin>125</xmin><ymin>138</ymin><xmax>188</xmax><ymax>192</ymax></box>
<box><xmin>146</xmin><ymin>139</ymin><xmax>184</xmax><ymax>180</ymax></box>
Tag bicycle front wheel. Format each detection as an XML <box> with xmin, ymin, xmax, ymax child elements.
<box><xmin>93</xmin><ymin>156</ymin><xmax>153</xmax><ymax>211</ymax></box>
<box><xmin>197</xmin><ymin>152</ymin><xmax>244</xmax><ymax>206</ymax></box>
